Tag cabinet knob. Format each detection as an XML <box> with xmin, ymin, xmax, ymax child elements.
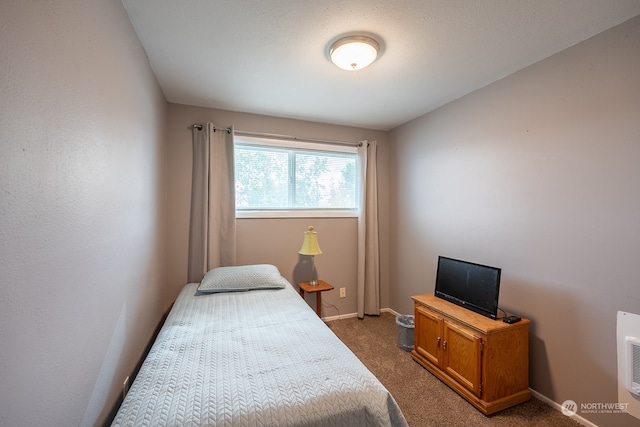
<box><xmin>437</xmin><ymin>337</ymin><xmax>441</xmax><ymax>347</ymax></box>
<box><xmin>443</xmin><ymin>340</ymin><xmax>447</xmax><ymax>350</ymax></box>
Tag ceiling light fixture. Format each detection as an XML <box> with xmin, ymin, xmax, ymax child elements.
<box><xmin>329</xmin><ymin>36</ymin><xmax>379</xmax><ymax>71</ymax></box>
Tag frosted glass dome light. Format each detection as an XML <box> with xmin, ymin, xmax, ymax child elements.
<box><xmin>329</xmin><ymin>36</ymin><xmax>379</xmax><ymax>71</ymax></box>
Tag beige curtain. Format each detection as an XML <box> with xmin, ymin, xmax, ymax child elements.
<box><xmin>187</xmin><ymin>122</ymin><xmax>236</xmax><ymax>283</ymax></box>
<box><xmin>357</xmin><ymin>140</ymin><xmax>380</xmax><ymax>318</ymax></box>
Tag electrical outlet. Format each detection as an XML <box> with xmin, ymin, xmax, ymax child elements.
<box><xmin>340</xmin><ymin>287</ymin><xmax>346</xmax><ymax>298</ymax></box>
<box><xmin>122</xmin><ymin>376</ymin><xmax>130</xmax><ymax>400</ymax></box>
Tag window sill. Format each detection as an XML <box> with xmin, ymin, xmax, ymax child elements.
<box><xmin>236</xmin><ymin>210</ymin><xmax>358</xmax><ymax>219</ymax></box>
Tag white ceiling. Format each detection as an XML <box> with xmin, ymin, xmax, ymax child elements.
<box><xmin>122</xmin><ymin>1</ymin><xmax>640</xmax><ymax>131</ymax></box>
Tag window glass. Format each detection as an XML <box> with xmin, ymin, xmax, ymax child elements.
<box><xmin>235</xmin><ymin>138</ymin><xmax>358</xmax><ymax>214</ymax></box>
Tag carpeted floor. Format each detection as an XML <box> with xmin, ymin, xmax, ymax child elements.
<box><xmin>326</xmin><ymin>312</ymin><xmax>580</xmax><ymax>427</ymax></box>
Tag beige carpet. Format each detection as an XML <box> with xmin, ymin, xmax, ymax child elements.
<box><xmin>326</xmin><ymin>312</ymin><xmax>579</xmax><ymax>427</ymax></box>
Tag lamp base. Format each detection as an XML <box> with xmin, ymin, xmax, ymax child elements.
<box><xmin>310</xmin><ymin>255</ymin><xmax>318</xmax><ymax>286</ymax></box>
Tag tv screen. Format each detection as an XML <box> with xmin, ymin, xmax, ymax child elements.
<box><xmin>434</xmin><ymin>256</ymin><xmax>501</xmax><ymax>319</ymax></box>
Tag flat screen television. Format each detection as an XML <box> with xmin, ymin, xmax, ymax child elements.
<box><xmin>434</xmin><ymin>256</ymin><xmax>501</xmax><ymax>320</ymax></box>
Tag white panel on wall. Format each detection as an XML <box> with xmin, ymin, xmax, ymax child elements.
<box><xmin>617</xmin><ymin>311</ymin><xmax>640</xmax><ymax>420</ymax></box>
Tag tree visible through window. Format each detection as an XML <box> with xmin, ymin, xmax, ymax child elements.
<box><xmin>235</xmin><ymin>141</ymin><xmax>357</xmax><ymax>211</ymax></box>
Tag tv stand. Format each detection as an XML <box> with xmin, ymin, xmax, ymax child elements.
<box><xmin>411</xmin><ymin>294</ymin><xmax>530</xmax><ymax>414</ymax></box>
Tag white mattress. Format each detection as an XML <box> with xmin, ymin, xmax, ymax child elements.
<box><xmin>112</xmin><ymin>279</ymin><xmax>408</xmax><ymax>427</ymax></box>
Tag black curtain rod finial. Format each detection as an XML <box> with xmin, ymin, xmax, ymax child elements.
<box><xmin>192</xmin><ymin>124</ymin><xmax>231</xmax><ymax>134</ymax></box>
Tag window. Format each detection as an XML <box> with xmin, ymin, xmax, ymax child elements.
<box><xmin>234</xmin><ymin>136</ymin><xmax>358</xmax><ymax>217</ymax></box>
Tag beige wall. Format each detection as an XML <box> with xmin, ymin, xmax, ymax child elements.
<box><xmin>165</xmin><ymin>103</ymin><xmax>391</xmax><ymax>315</ymax></box>
<box><xmin>0</xmin><ymin>1</ymin><xmax>167</xmax><ymax>426</ymax></box>
<box><xmin>390</xmin><ymin>15</ymin><xmax>640</xmax><ymax>427</ymax></box>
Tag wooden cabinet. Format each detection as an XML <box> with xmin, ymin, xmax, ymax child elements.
<box><xmin>412</xmin><ymin>294</ymin><xmax>530</xmax><ymax>415</ymax></box>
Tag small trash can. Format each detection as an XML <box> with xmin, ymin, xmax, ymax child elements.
<box><xmin>396</xmin><ymin>315</ymin><xmax>415</xmax><ymax>351</ymax></box>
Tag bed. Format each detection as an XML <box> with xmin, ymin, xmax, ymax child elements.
<box><xmin>112</xmin><ymin>264</ymin><xmax>408</xmax><ymax>427</ymax></box>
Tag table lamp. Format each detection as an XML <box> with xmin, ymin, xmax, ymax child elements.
<box><xmin>299</xmin><ymin>225</ymin><xmax>322</xmax><ymax>285</ymax></box>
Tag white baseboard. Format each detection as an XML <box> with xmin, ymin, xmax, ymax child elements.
<box><xmin>381</xmin><ymin>307</ymin><xmax>402</xmax><ymax>317</ymax></box>
<box><xmin>322</xmin><ymin>312</ymin><xmax>358</xmax><ymax>322</ymax></box>
<box><xmin>322</xmin><ymin>307</ymin><xmax>403</xmax><ymax>322</ymax></box>
<box><xmin>530</xmin><ymin>388</ymin><xmax>599</xmax><ymax>427</ymax></box>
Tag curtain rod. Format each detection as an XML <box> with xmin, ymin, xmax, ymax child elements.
<box><xmin>192</xmin><ymin>124</ymin><xmax>361</xmax><ymax>147</ymax></box>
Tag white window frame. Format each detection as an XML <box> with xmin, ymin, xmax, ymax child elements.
<box><xmin>234</xmin><ymin>136</ymin><xmax>359</xmax><ymax>219</ymax></box>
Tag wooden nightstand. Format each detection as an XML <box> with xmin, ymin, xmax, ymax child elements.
<box><xmin>298</xmin><ymin>280</ymin><xmax>334</xmax><ymax>317</ymax></box>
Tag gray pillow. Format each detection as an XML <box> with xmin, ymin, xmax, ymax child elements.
<box><xmin>197</xmin><ymin>264</ymin><xmax>287</xmax><ymax>293</ymax></box>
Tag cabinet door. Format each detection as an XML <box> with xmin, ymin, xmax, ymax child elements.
<box><xmin>442</xmin><ymin>321</ymin><xmax>482</xmax><ymax>396</ymax></box>
<box><xmin>415</xmin><ymin>305</ymin><xmax>443</xmax><ymax>367</ymax></box>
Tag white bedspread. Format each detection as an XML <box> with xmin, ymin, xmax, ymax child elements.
<box><xmin>112</xmin><ymin>281</ymin><xmax>408</xmax><ymax>427</ymax></box>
